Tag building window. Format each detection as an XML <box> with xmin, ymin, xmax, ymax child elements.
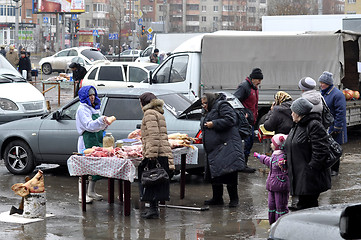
<box><xmin>248</xmin><ymin>6</ymin><xmax>256</xmax><ymax>13</ymax></box>
<box><xmin>248</xmin><ymin>17</ymin><xmax>255</xmax><ymax>23</ymax></box>
<box><xmin>348</xmin><ymin>0</ymin><xmax>356</xmax><ymax>3</ymax></box>
<box><xmin>223</xmin><ymin>5</ymin><xmax>233</xmax><ymax>11</ymax></box>
<box><xmin>347</xmin><ymin>11</ymin><xmax>356</xmax><ymax>14</ymax></box>
<box><xmin>26</xmin><ymin>9</ymin><xmax>32</xmax><ymax>18</ymax></box>
<box><xmin>201</xmin><ymin>16</ymin><xmax>206</xmax><ymax>21</ymax></box>
<box><xmin>213</xmin><ymin>16</ymin><xmax>218</xmax><ymax>21</ymax></box>
<box><xmin>248</xmin><ymin>0</ymin><xmax>256</xmax><ymax>2</ymax></box>
<box><xmin>213</xmin><ymin>6</ymin><xmax>218</xmax><ymax>12</ymax></box>
<box><xmin>260</xmin><ymin>7</ymin><xmax>266</xmax><ymax>14</ymax></box>
<box><xmin>202</xmin><ymin>6</ymin><xmax>206</xmax><ymax>12</ymax></box>
<box><xmin>86</xmin><ymin>20</ymin><xmax>90</xmax><ymax>27</ymax></box>
<box><xmin>85</xmin><ymin>5</ymin><xmax>90</xmax><ymax>13</ymax></box>
<box><xmin>260</xmin><ymin>0</ymin><xmax>266</xmax><ymax>3</ymax></box>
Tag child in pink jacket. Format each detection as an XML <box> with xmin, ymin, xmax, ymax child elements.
<box><xmin>254</xmin><ymin>134</ymin><xmax>289</xmax><ymax>225</ymax></box>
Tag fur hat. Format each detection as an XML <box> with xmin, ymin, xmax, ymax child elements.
<box><xmin>291</xmin><ymin>98</ymin><xmax>313</xmax><ymax>116</ymax></box>
<box><xmin>298</xmin><ymin>77</ymin><xmax>316</xmax><ymax>91</ymax></box>
<box><xmin>250</xmin><ymin>68</ymin><xmax>263</xmax><ymax>80</ymax></box>
<box><xmin>271</xmin><ymin>134</ymin><xmax>287</xmax><ymax>150</ymax></box>
<box><xmin>318</xmin><ymin>71</ymin><xmax>333</xmax><ymax>86</ymax></box>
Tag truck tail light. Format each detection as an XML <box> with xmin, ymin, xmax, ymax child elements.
<box><xmin>193</xmin><ymin>130</ymin><xmax>203</xmax><ymax>144</ymax></box>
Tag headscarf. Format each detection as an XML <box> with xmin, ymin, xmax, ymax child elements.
<box><xmin>78</xmin><ymin>86</ymin><xmax>101</xmax><ymax>109</ymax></box>
<box><xmin>202</xmin><ymin>93</ymin><xmax>219</xmax><ymax>112</ymax></box>
<box><xmin>274</xmin><ymin>91</ymin><xmax>292</xmax><ymax>105</ymax></box>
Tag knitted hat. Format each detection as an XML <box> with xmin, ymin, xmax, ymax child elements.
<box><xmin>250</xmin><ymin>68</ymin><xmax>263</xmax><ymax>80</ymax></box>
<box><xmin>88</xmin><ymin>87</ymin><xmax>96</xmax><ymax>96</ymax></box>
<box><xmin>139</xmin><ymin>92</ymin><xmax>157</xmax><ymax>106</ymax></box>
<box><xmin>271</xmin><ymin>134</ymin><xmax>287</xmax><ymax>150</ymax></box>
<box><xmin>318</xmin><ymin>71</ymin><xmax>333</xmax><ymax>85</ymax></box>
<box><xmin>298</xmin><ymin>77</ymin><xmax>316</xmax><ymax>91</ymax></box>
<box><xmin>291</xmin><ymin>98</ymin><xmax>313</xmax><ymax>116</ymax></box>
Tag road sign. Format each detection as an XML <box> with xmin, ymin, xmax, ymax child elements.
<box><xmin>147</xmin><ymin>34</ymin><xmax>152</xmax><ymax>41</ymax></box>
<box><xmin>43</xmin><ymin>17</ymin><xmax>48</xmax><ymax>23</ymax></box>
<box><xmin>93</xmin><ymin>30</ymin><xmax>99</xmax><ymax>36</ymax></box>
<box><xmin>113</xmin><ymin>34</ymin><xmax>118</xmax><ymax>40</ymax></box>
<box><xmin>71</xmin><ymin>14</ymin><xmax>77</xmax><ymax>21</ymax></box>
<box><xmin>147</xmin><ymin>27</ymin><xmax>153</xmax><ymax>34</ymax></box>
<box><xmin>138</xmin><ymin>19</ymin><xmax>143</xmax><ymax>26</ymax></box>
<box><xmin>139</xmin><ymin>11</ymin><xmax>143</xmax><ymax>18</ymax></box>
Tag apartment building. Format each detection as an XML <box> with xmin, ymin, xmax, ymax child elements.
<box><xmin>345</xmin><ymin>0</ymin><xmax>361</xmax><ymax>14</ymax></box>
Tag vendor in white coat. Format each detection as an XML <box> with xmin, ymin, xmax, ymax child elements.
<box><xmin>76</xmin><ymin>86</ymin><xmax>112</xmax><ymax>203</ymax></box>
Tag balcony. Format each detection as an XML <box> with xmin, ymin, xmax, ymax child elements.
<box><xmin>186</xmin><ymin>21</ymin><xmax>199</xmax><ymax>26</ymax></box>
<box><xmin>186</xmin><ymin>10</ymin><xmax>199</xmax><ymax>15</ymax></box>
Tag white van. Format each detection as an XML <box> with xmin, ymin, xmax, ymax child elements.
<box><xmin>0</xmin><ymin>55</ymin><xmax>47</xmax><ymax>124</ymax></box>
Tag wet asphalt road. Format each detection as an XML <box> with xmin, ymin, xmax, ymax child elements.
<box><xmin>1</xmin><ymin>61</ymin><xmax>361</xmax><ymax>239</ymax></box>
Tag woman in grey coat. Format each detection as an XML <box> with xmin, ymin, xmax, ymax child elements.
<box><xmin>201</xmin><ymin>93</ymin><xmax>245</xmax><ymax>208</ymax></box>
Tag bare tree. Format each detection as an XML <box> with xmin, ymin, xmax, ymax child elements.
<box><xmin>268</xmin><ymin>0</ymin><xmax>318</xmax><ymax>16</ymax></box>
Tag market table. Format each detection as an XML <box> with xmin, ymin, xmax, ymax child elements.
<box><xmin>42</xmin><ymin>80</ymin><xmax>76</xmax><ymax>106</ymax></box>
<box><xmin>67</xmin><ymin>155</ymin><xmax>136</xmax><ymax>215</ymax></box>
<box><xmin>67</xmin><ymin>146</ymin><xmax>198</xmax><ymax>214</ymax></box>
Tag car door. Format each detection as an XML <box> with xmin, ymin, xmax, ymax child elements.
<box><xmin>37</xmin><ymin>100</ymin><xmax>81</xmax><ymax>163</ymax></box>
<box><xmin>92</xmin><ymin>65</ymin><xmax>128</xmax><ymax>89</ymax></box>
<box><xmin>126</xmin><ymin>65</ymin><xmax>149</xmax><ymax>88</ymax></box>
<box><xmin>52</xmin><ymin>50</ymin><xmax>70</xmax><ymax>70</ymax></box>
<box><xmin>101</xmin><ymin>96</ymin><xmax>143</xmax><ymax>140</ymax></box>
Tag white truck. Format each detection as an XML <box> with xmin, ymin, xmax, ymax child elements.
<box><xmin>139</xmin><ymin>30</ymin><xmax>361</xmax><ymax>127</ymax></box>
<box><xmin>136</xmin><ymin>33</ymin><xmax>202</xmax><ymax>63</ymax></box>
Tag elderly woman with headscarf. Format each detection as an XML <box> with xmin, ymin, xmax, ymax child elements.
<box><xmin>75</xmin><ymin>86</ymin><xmax>113</xmax><ymax>203</ymax></box>
<box><xmin>285</xmin><ymin>98</ymin><xmax>331</xmax><ymax>211</ymax></box>
<box><xmin>138</xmin><ymin>92</ymin><xmax>173</xmax><ymax>219</ymax></box>
<box><xmin>264</xmin><ymin>91</ymin><xmax>293</xmax><ymax>134</ymax></box>
<box><xmin>201</xmin><ymin>93</ymin><xmax>245</xmax><ymax>208</ymax></box>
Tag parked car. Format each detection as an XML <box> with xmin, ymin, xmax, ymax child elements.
<box><xmin>80</xmin><ymin>61</ymin><xmax>158</xmax><ymax>90</ymax></box>
<box><xmin>0</xmin><ymin>88</ymin><xmax>207</xmax><ymax>175</ymax></box>
<box><xmin>0</xmin><ymin>54</ymin><xmax>47</xmax><ymax>125</ymax></box>
<box><xmin>106</xmin><ymin>49</ymin><xmax>142</xmax><ymax>62</ymax></box>
<box><xmin>39</xmin><ymin>47</ymin><xmax>107</xmax><ymax>75</ymax></box>
<box><xmin>269</xmin><ymin>203</ymin><xmax>361</xmax><ymax>240</ymax></box>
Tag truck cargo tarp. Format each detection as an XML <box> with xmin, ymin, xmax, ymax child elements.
<box><xmin>200</xmin><ymin>32</ymin><xmax>344</xmax><ymax>91</ymax></box>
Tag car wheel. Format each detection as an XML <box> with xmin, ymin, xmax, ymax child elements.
<box><xmin>42</xmin><ymin>63</ymin><xmax>52</xmax><ymax>75</ymax></box>
<box><xmin>4</xmin><ymin>140</ymin><xmax>36</xmax><ymax>175</ymax></box>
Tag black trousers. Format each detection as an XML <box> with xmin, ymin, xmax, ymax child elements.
<box><xmin>297</xmin><ymin>194</ymin><xmax>320</xmax><ymax>210</ymax></box>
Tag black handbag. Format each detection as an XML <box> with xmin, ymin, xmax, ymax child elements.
<box><xmin>321</xmin><ymin>97</ymin><xmax>334</xmax><ymax>129</ymax></box>
<box><xmin>141</xmin><ymin>160</ymin><xmax>169</xmax><ymax>186</ymax></box>
<box><xmin>325</xmin><ymin>134</ymin><xmax>343</xmax><ymax>169</ymax></box>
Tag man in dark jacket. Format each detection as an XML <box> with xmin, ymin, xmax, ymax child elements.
<box><xmin>18</xmin><ymin>51</ymin><xmax>32</xmax><ymax>81</ymax></box>
<box><xmin>318</xmin><ymin>71</ymin><xmax>347</xmax><ymax>176</ymax></box>
<box><xmin>150</xmin><ymin>48</ymin><xmax>159</xmax><ymax>63</ymax></box>
<box><xmin>234</xmin><ymin>68</ymin><xmax>263</xmax><ymax>173</ymax></box>
<box><xmin>70</xmin><ymin>62</ymin><xmax>87</xmax><ymax>97</ymax></box>
<box><xmin>0</xmin><ymin>46</ymin><xmax>6</xmax><ymax>57</ymax></box>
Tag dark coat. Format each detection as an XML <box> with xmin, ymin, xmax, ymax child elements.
<box><xmin>18</xmin><ymin>56</ymin><xmax>31</xmax><ymax>72</ymax></box>
<box><xmin>73</xmin><ymin>65</ymin><xmax>87</xmax><ymax>97</ymax></box>
<box><xmin>264</xmin><ymin>100</ymin><xmax>293</xmax><ymax>134</ymax></box>
<box><xmin>201</xmin><ymin>95</ymin><xmax>245</xmax><ymax>179</ymax></box>
<box><xmin>234</xmin><ymin>77</ymin><xmax>259</xmax><ymax>125</ymax></box>
<box><xmin>321</xmin><ymin>85</ymin><xmax>347</xmax><ymax>144</ymax></box>
<box><xmin>285</xmin><ymin>113</ymin><xmax>331</xmax><ymax>196</ymax></box>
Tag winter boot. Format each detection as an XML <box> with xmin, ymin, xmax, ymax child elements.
<box><xmin>240</xmin><ymin>155</ymin><xmax>256</xmax><ymax>173</ymax></box>
<box><xmin>204</xmin><ymin>184</ymin><xmax>224</xmax><ymax>205</ymax></box>
<box><xmin>87</xmin><ymin>180</ymin><xmax>103</xmax><ymax>201</ymax></box>
<box><xmin>227</xmin><ymin>184</ymin><xmax>239</xmax><ymax>208</ymax></box>
<box><xmin>141</xmin><ymin>201</ymin><xmax>159</xmax><ymax>219</ymax></box>
<box><xmin>78</xmin><ymin>178</ymin><xmax>93</xmax><ymax>204</ymax></box>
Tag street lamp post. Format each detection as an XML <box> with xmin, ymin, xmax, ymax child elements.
<box><xmin>13</xmin><ymin>0</ymin><xmax>20</xmax><ymax>47</ymax></box>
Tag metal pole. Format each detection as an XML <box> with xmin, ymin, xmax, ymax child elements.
<box><xmin>14</xmin><ymin>0</ymin><xmax>19</xmax><ymax>48</ymax></box>
<box><xmin>61</xmin><ymin>13</ymin><xmax>65</xmax><ymax>50</ymax></box>
<box><xmin>55</xmin><ymin>13</ymin><xmax>59</xmax><ymax>51</ymax></box>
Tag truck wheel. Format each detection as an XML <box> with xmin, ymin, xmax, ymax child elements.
<box><xmin>42</xmin><ymin>63</ymin><xmax>52</xmax><ymax>75</ymax></box>
<box><xmin>4</xmin><ymin>140</ymin><xmax>35</xmax><ymax>175</ymax></box>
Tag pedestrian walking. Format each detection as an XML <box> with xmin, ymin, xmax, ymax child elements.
<box><xmin>69</xmin><ymin>62</ymin><xmax>87</xmax><ymax>97</ymax></box>
<box><xmin>18</xmin><ymin>51</ymin><xmax>32</xmax><ymax>81</ymax></box>
<box><xmin>234</xmin><ymin>68</ymin><xmax>263</xmax><ymax>173</ymax></box>
<box><xmin>285</xmin><ymin>98</ymin><xmax>331</xmax><ymax>211</ymax></box>
<box><xmin>0</xmin><ymin>45</ymin><xmax>6</xmax><ymax>57</ymax></box>
<box><xmin>263</xmin><ymin>91</ymin><xmax>293</xmax><ymax>134</ymax></box>
<box><xmin>6</xmin><ymin>45</ymin><xmax>19</xmax><ymax>69</ymax></box>
<box><xmin>254</xmin><ymin>134</ymin><xmax>289</xmax><ymax>224</ymax></box>
<box><xmin>138</xmin><ymin>92</ymin><xmax>173</xmax><ymax>219</ymax></box>
<box><xmin>76</xmin><ymin>86</ymin><xmax>113</xmax><ymax>203</ymax></box>
<box><xmin>318</xmin><ymin>71</ymin><xmax>347</xmax><ymax>176</ymax></box>
<box><xmin>150</xmin><ymin>48</ymin><xmax>160</xmax><ymax>63</ymax></box>
<box><xmin>201</xmin><ymin>93</ymin><xmax>245</xmax><ymax>208</ymax></box>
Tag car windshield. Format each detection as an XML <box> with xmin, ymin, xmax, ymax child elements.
<box><xmin>0</xmin><ymin>55</ymin><xmax>25</xmax><ymax>83</ymax></box>
<box><xmin>81</xmin><ymin>49</ymin><xmax>106</xmax><ymax>62</ymax></box>
<box><xmin>161</xmin><ymin>94</ymin><xmax>201</xmax><ymax>119</ymax></box>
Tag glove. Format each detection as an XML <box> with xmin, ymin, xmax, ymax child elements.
<box><xmin>253</xmin><ymin>152</ymin><xmax>261</xmax><ymax>159</ymax></box>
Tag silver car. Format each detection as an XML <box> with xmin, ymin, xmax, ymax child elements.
<box><xmin>0</xmin><ymin>88</ymin><xmax>205</xmax><ymax>175</ymax></box>
<box><xmin>39</xmin><ymin>47</ymin><xmax>107</xmax><ymax>75</ymax></box>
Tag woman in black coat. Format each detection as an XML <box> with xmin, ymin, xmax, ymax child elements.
<box><xmin>18</xmin><ymin>51</ymin><xmax>32</xmax><ymax>81</ymax></box>
<box><xmin>201</xmin><ymin>93</ymin><xmax>245</xmax><ymax>208</ymax></box>
<box><xmin>285</xmin><ymin>98</ymin><xmax>331</xmax><ymax>210</ymax></box>
<box><xmin>264</xmin><ymin>91</ymin><xmax>293</xmax><ymax>134</ymax></box>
